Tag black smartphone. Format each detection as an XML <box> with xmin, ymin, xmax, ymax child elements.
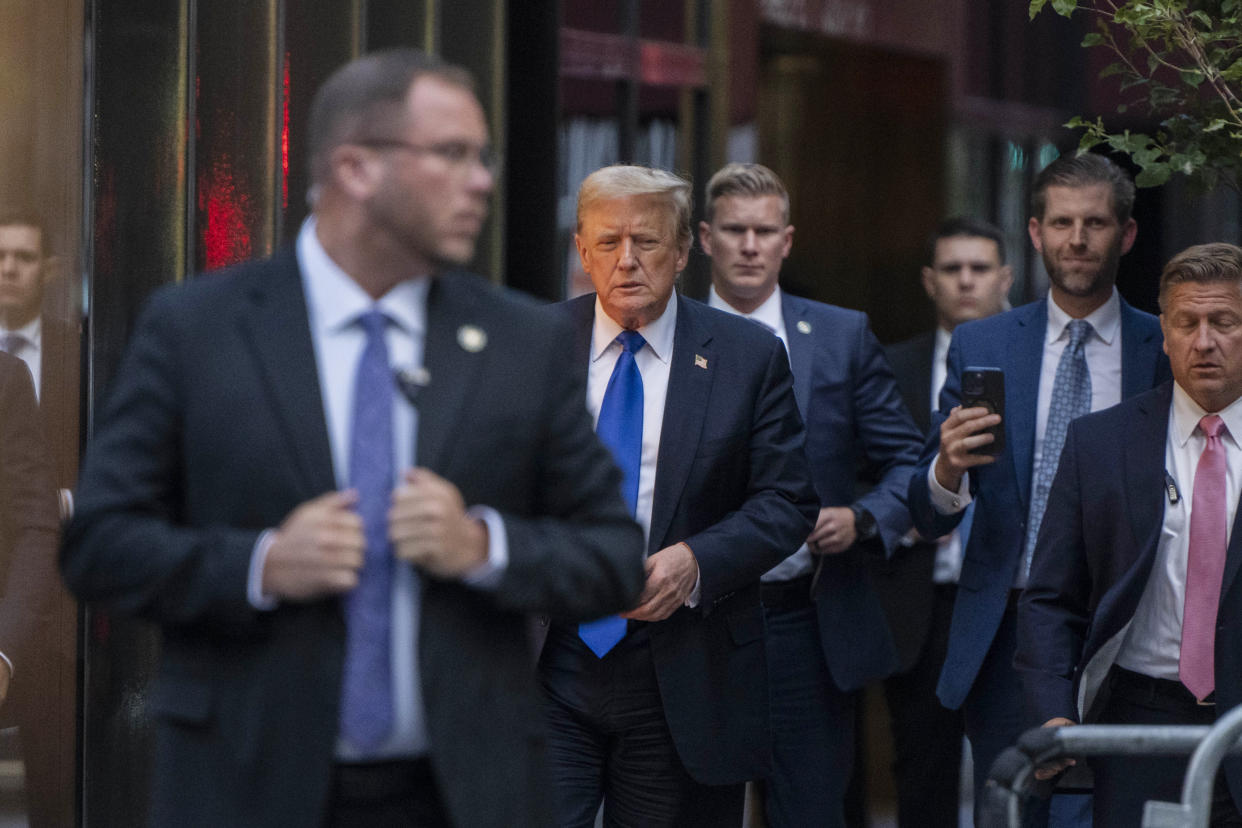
<box><xmin>961</xmin><ymin>366</ymin><xmax>1005</xmax><ymax>456</ymax></box>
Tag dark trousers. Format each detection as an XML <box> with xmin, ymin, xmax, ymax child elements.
<box><xmin>763</xmin><ymin>590</ymin><xmax>854</xmax><ymax>828</ymax></box>
<box><xmin>538</xmin><ymin>625</ymin><xmax>742</xmax><ymax>828</ymax></box>
<box><xmin>325</xmin><ymin>758</ymin><xmax>451</xmax><ymax>828</ymax></box>
<box><xmin>963</xmin><ymin>602</ymin><xmax>1091</xmax><ymax>828</ymax></box>
<box><xmin>1091</xmin><ymin>667</ymin><xmax>1242</xmax><ymax>828</ymax></box>
<box><xmin>881</xmin><ymin>583</ymin><xmax>964</xmax><ymax>828</ymax></box>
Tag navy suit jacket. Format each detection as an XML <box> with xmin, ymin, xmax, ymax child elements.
<box><xmin>564</xmin><ymin>292</ymin><xmax>819</xmax><ymax>785</ymax></box>
<box><xmin>62</xmin><ymin>250</ymin><xmax>646</xmax><ymax>828</ymax></box>
<box><xmin>781</xmin><ymin>293</ymin><xmax>924</xmax><ymax>690</ymax></box>
<box><xmin>1015</xmin><ymin>381</ymin><xmax>1242</xmax><ymax>809</ymax></box>
<box><xmin>909</xmin><ymin>297</ymin><xmax>1170</xmax><ymax>710</ymax></box>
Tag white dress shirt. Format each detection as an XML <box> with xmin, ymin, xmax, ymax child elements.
<box><xmin>930</xmin><ymin>326</ymin><xmax>965</xmax><ymax>585</ymax></box>
<box><xmin>587</xmin><ymin>293</ymin><xmax>701</xmax><ymax>606</ymax></box>
<box><xmin>248</xmin><ymin>219</ymin><xmax>507</xmax><ymax>760</ymax></box>
<box><xmin>928</xmin><ymin>290</ymin><xmax>1125</xmax><ymax>587</ymax></box>
<box><xmin>1</xmin><ymin>317</ymin><xmax>42</xmax><ymax>400</ymax></box>
<box><xmin>1116</xmin><ymin>386</ymin><xmax>1242</xmax><ymax>679</ymax></box>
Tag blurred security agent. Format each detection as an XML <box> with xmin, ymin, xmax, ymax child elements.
<box><xmin>699</xmin><ymin>162</ymin><xmax>924</xmax><ymax>828</ymax></box>
<box><xmin>542</xmin><ymin>164</ymin><xmax>818</xmax><ymax>827</ymax></box>
<box><xmin>1018</xmin><ymin>243</ymin><xmax>1242</xmax><ymax>827</ymax></box>
<box><xmin>879</xmin><ymin>216</ymin><xmax>1012</xmax><ymax>828</ymax></box>
<box><xmin>908</xmin><ymin>152</ymin><xmax>1170</xmax><ymax>826</ymax></box>
<box><xmin>61</xmin><ymin>49</ymin><xmax>644</xmax><ymax>828</ymax></box>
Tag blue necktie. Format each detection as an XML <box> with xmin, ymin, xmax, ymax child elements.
<box><xmin>1023</xmin><ymin>319</ymin><xmax>1093</xmax><ymax>579</ymax></box>
<box><xmin>340</xmin><ymin>309</ymin><xmax>396</xmax><ymax>751</ymax></box>
<box><xmin>579</xmin><ymin>330</ymin><xmax>645</xmax><ymax>657</ymax></box>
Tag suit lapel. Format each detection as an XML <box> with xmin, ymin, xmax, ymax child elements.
<box><xmin>781</xmin><ymin>292</ymin><xmax>812</xmax><ymax>421</ymax></box>
<box><xmin>1120</xmin><ymin>298</ymin><xmax>1163</xmax><ymax>398</ymax></box>
<box><xmin>1006</xmin><ymin>300</ymin><xmax>1047</xmax><ymax>508</ymax></box>
<box><xmin>1124</xmin><ymin>383</ymin><xmax>1173</xmax><ymax>560</ymax></box>
<box><xmin>237</xmin><ymin>249</ymin><xmax>335</xmax><ymax>497</ymax></box>
<box><xmin>418</xmin><ymin>274</ymin><xmax>488</xmax><ymax>473</ymax></box>
<box><xmin>648</xmin><ymin>298</ymin><xmax>713</xmax><ymax>554</ymax></box>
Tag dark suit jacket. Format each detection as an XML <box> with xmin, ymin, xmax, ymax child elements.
<box><xmin>564</xmin><ymin>293</ymin><xmax>819</xmax><ymax>785</ymax></box>
<box><xmin>61</xmin><ymin>249</ymin><xmax>646</xmax><ymax>828</ymax></box>
<box><xmin>908</xmin><ymin>297</ymin><xmax>1170</xmax><ymax>710</ymax></box>
<box><xmin>781</xmin><ymin>293</ymin><xmax>924</xmax><ymax>690</ymax></box>
<box><xmin>0</xmin><ymin>352</ymin><xmax>60</xmax><ymax>673</ymax></box>
<box><xmin>1015</xmin><ymin>381</ymin><xmax>1242</xmax><ymax>809</ymax></box>
<box><xmin>880</xmin><ymin>329</ymin><xmax>941</xmax><ymax>670</ymax></box>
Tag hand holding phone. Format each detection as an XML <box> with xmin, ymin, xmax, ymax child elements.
<box><xmin>961</xmin><ymin>367</ymin><xmax>1005</xmax><ymax>457</ymax></box>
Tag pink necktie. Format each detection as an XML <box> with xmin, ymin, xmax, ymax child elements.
<box><xmin>1180</xmin><ymin>414</ymin><xmax>1228</xmax><ymax>701</ymax></box>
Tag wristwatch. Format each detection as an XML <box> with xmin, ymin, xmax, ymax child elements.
<box><xmin>849</xmin><ymin>504</ymin><xmax>879</xmax><ymax>543</ymax></box>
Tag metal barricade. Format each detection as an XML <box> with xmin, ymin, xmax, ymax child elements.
<box><xmin>979</xmin><ymin>706</ymin><xmax>1242</xmax><ymax>827</ymax></box>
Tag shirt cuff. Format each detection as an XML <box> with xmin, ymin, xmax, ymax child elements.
<box><xmin>927</xmin><ymin>454</ymin><xmax>972</xmax><ymax>515</ymax></box>
<box><xmin>461</xmin><ymin>506</ymin><xmax>508</xmax><ymax>590</ymax></box>
<box><xmin>684</xmin><ymin>572</ymin><xmax>702</xmax><ymax>608</ymax></box>
<box><xmin>247</xmin><ymin>530</ymin><xmax>279</xmax><ymax>611</ymax></box>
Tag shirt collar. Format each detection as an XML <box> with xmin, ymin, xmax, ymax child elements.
<box><xmin>935</xmin><ymin>326</ymin><xmax>951</xmax><ymax>356</ymax></box>
<box><xmin>1046</xmin><ymin>287</ymin><xmax>1120</xmax><ymax>347</ymax></box>
<box><xmin>1172</xmin><ymin>382</ymin><xmax>1242</xmax><ymax>449</ymax></box>
<box><xmin>592</xmin><ymin>291</ymin><xmax>678</xmax><ymax>364</ymax></box>
<box><xmin>296</xmin><ymin>217</ymin><xmax>428</xmax><ymax>338</ymax></box>
<box><xmin>1</xmin><ymin>316</ymin><xmax>41</xmax><ymax>350</ymax></box>
<box><xmin>706</xmin><ymin>284</ymin><xmax>783</xmax><ymax>332</ymax></box>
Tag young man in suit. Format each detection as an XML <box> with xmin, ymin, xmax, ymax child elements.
<box><xmin>541</xmin><ymin>164</ymin><xmax>818</xmax><ymax>827</ymax></box>
<box><xmin>62</xmin><ymin>50</ymin><xmax>645</xmax><ymax>828</ymax></box>
<box><xmin>697</xmin><ymin>162</ymin><xmax>924</xmax><ymax>828</ymax></box>
<box><xmin>909</xmin><ymin>152</ymin><xmax>1170</xmax><ymax>826</ymax></box>
<box><xmin>0</xmin><ymin>209</ymin><xmax>79</xmax><ymax>827</ymax></box>
<box><xmin>1018</xmin><ymin>243</ymin><xmax>1242</xmax><ymax>827</ymax></box>
<box><xmin>879</xmin><ymin>216</ymin><xmax>1013</xmax><ymax>827</ymax></box>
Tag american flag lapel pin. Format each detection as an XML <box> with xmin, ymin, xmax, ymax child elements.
<box><xmin>695</xmin><ymin>354</ymin><xmax>708</xmax><ymax>370</ymax></box>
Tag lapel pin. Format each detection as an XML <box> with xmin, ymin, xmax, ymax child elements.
<box><xmin>797</xmin><ymin>320</ymin><xmax>812</xmax><ymax>334</ymax></box>
<box><xmin>695</xmin><ymin>354</ymin><xmax>708</xmax><ymax>370</ymax></box>
<box><xmin>457</xmin><ymin>324</ymin><xmax>487</xmax><ymax>353</ymax></box>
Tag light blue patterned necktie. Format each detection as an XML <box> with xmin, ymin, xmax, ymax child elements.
<box><xmin>340</xmin><ymin>308</ymin><xmax>396</xmax><ymax>751</ymax></box>
<box><xmin>1023</xmin><ymin>318</ymin><xmax>1093</xmax><ymax>579</ymax></box>
<box><xmin>579</xmin><ymin>330</ymin><xmax>645</xmax><ymax>657</ymax></box>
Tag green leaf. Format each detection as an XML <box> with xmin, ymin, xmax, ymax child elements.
<box><xmin>1082</xmin><ymin>32</ymin><xmax>1105</xmax><ymax>47</ymax></box>
<box><xmin>1135</xmin><ymin>164</ymin><xmax>1173</xmax><ymax>187</ymax></box>
<box><xmin>1029</xmin><ymin>0</ymin><xmax>1048</xmax><ymax>20</ymax></box>
<box><xmin>1181</xmin><ymin>68</ymin><xmax>1205</xmax><ymax>87</ymax></box>
<box><xmin>1222</xmin><ymin>58</ymin><xmax>1242</xmax><ymax>82</ymax></box>
<box><xmin>1117</xmin><ymin>103</ymin><xmax>1129</xmax><ymax>113</ymax></box>
<box><xmin>1191</xmin><ymin>10</ymin><xmax>1214</xmax><ymax>30</ymax></box>
<box><xmin>1051</xmin><ymin>0</ymin><xmax>1078</xmax><ymax>15</ymax></box>
<box><xmin>1205</xmin><ymin>119</ymin><xmax>1229</xmax><ymax>132</ymax></box>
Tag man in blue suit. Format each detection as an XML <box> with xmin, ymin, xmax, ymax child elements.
<box><xmin>540</xmin><ymin>164</ymin><xmax>819</xmax><ymax>827</ymax></box>
<box><xmin>1017</xmin><ymin>243</ymin><xmax>1242</xmax><ymax>827</ymax></box>
<box><xmin>699</xmin><ymin>162</ymin><xmax>924</xmax><ymax>828</ymax></box>
<box><xmin>909</xmin><ymin>152</ymin><xmax>1170</xmax><ymax>825</ymax></box>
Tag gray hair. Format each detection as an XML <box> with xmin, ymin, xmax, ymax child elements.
<box><xmin>576</xmin><ymin>165</ymin><xmax>693</xmax><ymax>247</ymax></box>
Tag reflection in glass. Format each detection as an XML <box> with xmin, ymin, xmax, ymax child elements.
<box><xmin>0</xmin><ymin>1</ymin><xmax>84</xmax><ymax>825</ymax></box>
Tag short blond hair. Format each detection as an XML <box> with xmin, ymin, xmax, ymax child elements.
<box><xmin>576</xmin><ymin>165</ymin><xmax>692</xmax><ymax>246</ymax></box>
<box><xmin>704</xmin><ymin>163</ymin><xmax>790</xmax><ymax>225</ymax></box>
<box><xmin>1158</xmin><ymin>242</ymin><xmax>1242</xmax><ymax>311</ymax></box>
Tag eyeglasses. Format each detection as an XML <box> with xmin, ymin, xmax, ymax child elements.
<box><xmin>353</xmin><ymin>138</ymin><xmax>501</xmax><ymax>177</ymax></box>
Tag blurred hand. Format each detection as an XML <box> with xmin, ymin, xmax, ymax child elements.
<box><xmin>621</xmin><ymin>542</ymin><xmax>698</xmax><ymax>622</ymax></box>
<box><xmin>262</xmin><ymin>490</ymin><xmax>364</xmax><ymax>601</ymax></box>
<box><xmin>808</xmin><ymin>507</ymin><xmax>855</xmax><ymax>555</ymax></box>
<box><xmin>1034</xmin><ymin>717</ymin><xmax>1078</xmax><ymax>780</ymax></box>
<box><xmin>389</xmin><ymin>468</ymin><xmax>487</xmax><ymax>578</ymax></box>
<box><xmin>934</xmin><ymin>405</ymin><xmax>1002</xmax><ymax>491</ymax></box>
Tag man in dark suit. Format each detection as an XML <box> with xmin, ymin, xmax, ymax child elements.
<box><xmin>1018</xmin><ymin>242</ymin><xmax>1242</xmax><ymax>827</ymax></box>
<box><xmin>61</xmin><ymin>50</ymin><xmax>645</xmax><ymax>828</ymax></box>
<box><xmin>540</xmin><ymin>164</ymin><xmax>818</xmax><ymax>827</ymax></box>
<box><xmin>0</xmin><ymin>208</ymin><xmax>80</xmax><ymax>827</ymax></box>
<box><xmin>697</xmin><ymin>162</ymin><xmax>924</xmax><ymax>828</ymax></box>
<box><xmin>880</xmin><ymin>216</ymin><xmax>1012</xmax><ymax>827</ymax></box>
<box><xmin>909</xmin><ymin>152</ymin><xmax>1170</xmax><ymax>826</ymax></box>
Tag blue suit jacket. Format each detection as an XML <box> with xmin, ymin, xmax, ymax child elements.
<box><xmin>1015</xmin><ymin>381</ymin><xmax>1242</xmax><ymax>810</ymax></box>
<box><xmin>564</xmin><ymin>292</ymin><xmax>819</xmax><ymax>784</ymax></box>
<box><xmin>908</xmin><ymin>297</ymin><xmax>1170</xmax><ymax>710</ymax></box>
<box><xmin>781</xmin><ymin>293</ymin><xmax>925</xmax><ymax>691</ymax></box>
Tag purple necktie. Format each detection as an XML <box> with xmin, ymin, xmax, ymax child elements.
<box><xmin>340</xmin><ymin>309</ymin><xmax>396</xmax><ymax>750</ymax></box>
<box><xmin>1181</xmin><ymin>414</ymin><xmax>1228</xmax><ymax>701</ymax></box>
